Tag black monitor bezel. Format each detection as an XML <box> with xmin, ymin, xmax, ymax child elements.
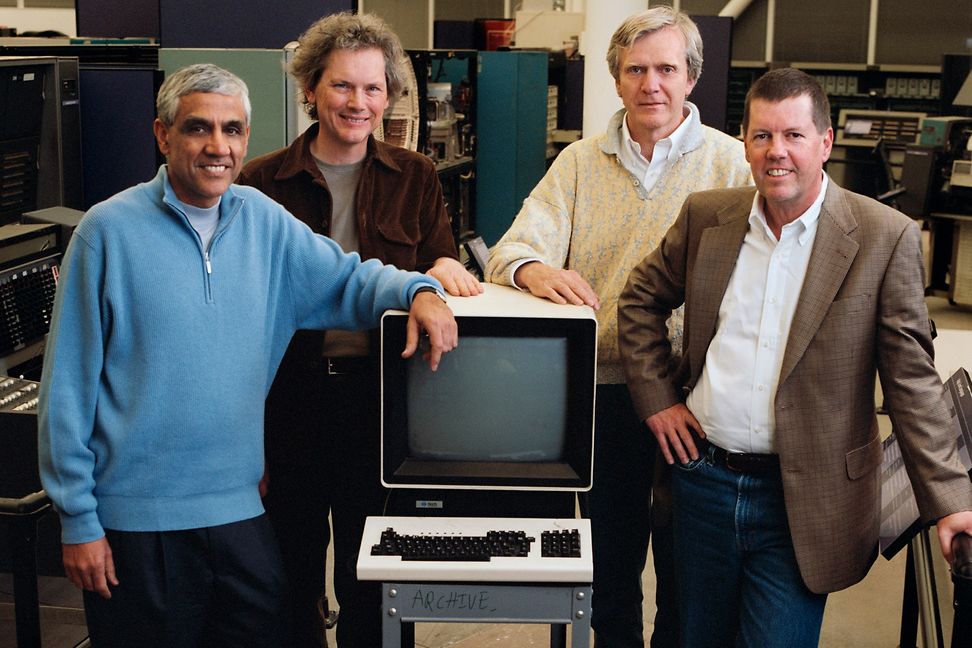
<box><xmin>381</xmin><ymin>313</ymin><xmax>596</xmax><ymax>491</ymax></box>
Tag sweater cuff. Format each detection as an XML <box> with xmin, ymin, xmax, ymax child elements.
<box><xmin>408</xmin><ymin>279</ymin><xmax>445</xmax><ymax>305</ymax></box>
<box><xmin>59</xmin><ymin>509</ymin><xmax>105</xmax><ymax>545</ymax></box>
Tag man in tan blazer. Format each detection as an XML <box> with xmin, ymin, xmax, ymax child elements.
<box><xmin>618</xmin><ymin>67</ymin><xmax>972</xmax><ymax>647</ymax></box>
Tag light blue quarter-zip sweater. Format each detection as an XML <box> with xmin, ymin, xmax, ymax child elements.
<box><xmin>38</xmin><ymin>166</ymin><xmax>440</xmax><ymax>544</ymax></box>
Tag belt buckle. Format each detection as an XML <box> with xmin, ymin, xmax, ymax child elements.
<box><xmin>724</xmin><ymin>453</ymin><xmax>747</xmax><ymax>473</ymax></box>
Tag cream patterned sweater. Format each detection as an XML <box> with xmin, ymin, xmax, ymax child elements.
<box><xmin>486</xmin><ymin>106</ymin><xmax>753</xmax><ymax>383</ymax></box>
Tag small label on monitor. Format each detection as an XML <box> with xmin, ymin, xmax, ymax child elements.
<box><xmin>415</xmin><ymin>500</ymin><xmax>444</xmax><ymax>509</ymax></box>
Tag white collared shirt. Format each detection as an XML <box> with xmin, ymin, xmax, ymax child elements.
<box><xmin>686</xmin><ymin>174</ymin><xmax>829</xmax><ymax>453</ymax></box>
<box><xmin>617</xmin><ymin>104</ymin><xmax>695</xmax><ymax>192</ymax></box>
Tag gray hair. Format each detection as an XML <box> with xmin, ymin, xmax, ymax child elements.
<box><xmin>156</xmin><ymin>63</ymin><xmax>251</xmax><ymax>126</ymax></box>
<box><xmin>290</xmin><ymin>12</ymin><xmax>407</xmax><ymax>120</ymax></box>
<box><xmin>607</xmin><ymin>6</ymin><xmax>704</xmax><ymax>83</ymax></box>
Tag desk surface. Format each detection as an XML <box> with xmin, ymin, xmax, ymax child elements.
<box><xmin>357</xmin><ymin>516</ymin><xmax>592</xmax><ymax>583</ymax></box>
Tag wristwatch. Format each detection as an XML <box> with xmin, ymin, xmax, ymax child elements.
<box><xmin>413</xmin><ymin>286</ymin><xmax>447</xmax><ymax>303</ymax></box>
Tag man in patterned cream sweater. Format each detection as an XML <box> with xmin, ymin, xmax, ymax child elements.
<box><xmin>485</xmin><ymin>7</ymin><xmax>751</xmax><ymax>648</ymax></box>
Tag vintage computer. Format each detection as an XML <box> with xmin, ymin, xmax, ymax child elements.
<box><xmin>358</xmin><ymin>283</ymin><xmax>597</xmax><ymax>588</ymax></box>
<box><xmin>359</xmin><ymin>285</ymin><xmax>597</xmax><ymax>648</ymax></box>
<box><xmin>379</xmin><ymin>283</ymin><xmax>596</xmax><ymax>513</ymax></box>
<box><xmin>0</xmin><ymin>56</ymin><xmax>83</xmax><ymax>224</ymax></box>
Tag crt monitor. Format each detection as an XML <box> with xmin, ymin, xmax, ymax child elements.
<box><xmin>380</xmin><ymin>283</ymin><xmax>597</xmax><ymax>493</ymax></box>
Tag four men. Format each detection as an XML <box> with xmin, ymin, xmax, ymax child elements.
<box><xmin>36</xmin><ymin>9</ymin><xmax>972</xmax><ymax>648</ymax></box>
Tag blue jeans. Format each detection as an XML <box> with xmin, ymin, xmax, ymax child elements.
<box><xmin>672</xmin><ymin>448</ymin><xmax>827</xmax><ymax>648</ymax></box>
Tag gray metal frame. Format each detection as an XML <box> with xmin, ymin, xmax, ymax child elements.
<box><xmin>381</xmin><ymin>581</ymin><xmax>592</xmax><ymax>648</ymax></box>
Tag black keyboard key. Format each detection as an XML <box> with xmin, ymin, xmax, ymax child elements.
<box><xmin>541</xmin><ymin>529</ymin><xmax>582</xmax><ymax>558</ymax></box>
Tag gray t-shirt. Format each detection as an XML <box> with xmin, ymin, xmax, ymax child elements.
<box><xmin>315</xmin><ymin>156</ymin><xmax>364</xmax><ymax>254</ymax></box>
<box><xmin>314</xmin><ymin>156</ymin><xmax>370</xmax><ymax>357</ymax></box>
<box><xmin>177</xmin><ymin>198</ymin><xmax>221</xmax><ymax>252</ymax></box>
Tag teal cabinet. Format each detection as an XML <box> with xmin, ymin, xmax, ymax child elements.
<box><xmin>475</xmin><ymin>51</ymin><xmax>548</xmax><ymax>247</ymax></box>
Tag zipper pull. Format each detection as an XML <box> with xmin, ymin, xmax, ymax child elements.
<box><xmin>205</xmin><ymin>252</ymin><xmax>212</xmax><ymax>274</ymax></box>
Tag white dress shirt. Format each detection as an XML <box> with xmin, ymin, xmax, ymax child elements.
<box><xmin>686</xmin><ymin>175</ymin><xmax>829</xmax><ymax>453</ymax></box>
<box><xmin>617</xmin><ymin>104</ymin><xmax>695</xmax><ymax>193</ymax></box>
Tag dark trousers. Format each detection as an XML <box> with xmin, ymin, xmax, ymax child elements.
<box><xmin>263</xmin><ymin>360</ymin><xmax>384</xmax><ymax>648</ymax></box>
<box><xmin>581</xmin><ymin>384</ymin><xmax>678</xmax><ymax>648</ymax></box>
<box><xmin>83</xmin><ymin>515</ymin><xmax>289</xmax><ymax>648</ymax></box>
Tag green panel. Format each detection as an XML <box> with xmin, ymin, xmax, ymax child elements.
<box><xmin>475</xmin><ymin>51</ymin><xmax>520</xmax><ymax>246</ymax></box>
<box><xmin>475</xmin><ymin>51</ymin><xmax>548</xmax><ymax>247</ymax></box>
<box><xmin>514</xmin><ymin>52</ymin><xmax>548</xmax><ymax>209</ymax></box>
<box><xmin>158</xmin><ymin>48</ymin><xmax>289</xmax><ymax>161</ymax></box>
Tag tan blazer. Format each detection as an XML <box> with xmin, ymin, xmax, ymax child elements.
<box><xmin>619</xmin><ymin>180</ymin><xmax>972</xmax><ymax>594</ymax></box>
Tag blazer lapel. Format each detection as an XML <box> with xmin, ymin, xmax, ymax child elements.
<box><xmin>778</xmin><ymin>183</ymin><xmax>860</xmax><ymax>386</ymax></box>
<box><xmin>689</xmin><ymin>195</ymin><xmax>752</xmax><ymax>381</ymax></box>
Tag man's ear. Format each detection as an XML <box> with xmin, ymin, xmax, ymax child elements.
<box><xmin>153</xmin><ymin>118</ymin><xmax>170</xmax><ymax>157</ymax></box>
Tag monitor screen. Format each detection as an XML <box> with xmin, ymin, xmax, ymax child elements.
<box><xmin>381</xmin><ymin>284</ymin><xmax>597</xmax><ymax>492</ymax></box>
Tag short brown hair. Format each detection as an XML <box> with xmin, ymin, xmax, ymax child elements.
<box><xmin>290</xmin><ymin>12</ymin><xmax>407</xmax><ymax>120</ymax></box>
<box><xmin>742</xmin><ymin>68</ymin><xmax>831</xmax><ymax>135</ymax></box>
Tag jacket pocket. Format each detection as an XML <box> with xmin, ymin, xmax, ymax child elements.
<box><xmin>376</xmin><ymin>221</ymin><xmax>418</xmax><ymax>247</ymax></box>
<box><xmin>845</xmin><ymin>435</ymin><xmax>882</xmax><ymax>480</ymax></box>
<box><xmin>828</xmin><ymin>293</ymin><xmax>871</xmax><ymax>316</ymax></box>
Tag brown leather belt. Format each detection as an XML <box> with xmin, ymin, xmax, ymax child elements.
<box><xmin>702</xmin><ymin>440</ymin><xmax>780</xmax><ymax>475</ymax></box>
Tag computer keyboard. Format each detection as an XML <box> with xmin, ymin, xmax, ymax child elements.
<box><xmin>372</xmin><ymin>528</ymin><xmax>535</xmax><ymax>561</ymax></box>
<box><xmin>358</xmin><ymin>517</ymin><xmax>593</xmax><ymax>583</ymax></box>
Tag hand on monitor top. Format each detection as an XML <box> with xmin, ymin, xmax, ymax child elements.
<box><xmin>513</xmin><ymin>261</ymin><xmax>600</xmax><ymax>310</ymax></box>
<box><xmin>403</xmin><ymin>290</ymin><xmax>458</xmax><ymax>371</ymax></box>
<box><xmin>427</xmin><ymin>257</ymin><xmax>483</xmax><ymax>297</ymax></box>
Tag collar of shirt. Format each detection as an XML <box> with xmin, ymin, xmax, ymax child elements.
<box><xmin>617</xmin><ymin>103</ymin><xmax>696</xmax><ymax>190</ymax></box>
<box><xmin>749</xmin><ymin>173</ymin><xmax>829</xmax><ymax>245</ymax></box>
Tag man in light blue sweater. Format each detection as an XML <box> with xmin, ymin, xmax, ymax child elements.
<box><xmin>37</xmin><ymin>63</ymin><xmax>456</xmax><ymax>647</ymax></box>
